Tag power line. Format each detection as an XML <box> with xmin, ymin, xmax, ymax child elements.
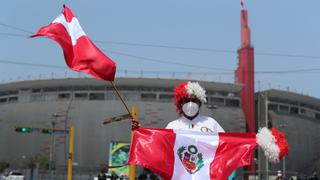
<box><xmin>0</xmin><ymin>32</ymin><xmax>28</xmax><ymax>37</ymax></box>
<box><xmin>1</xmin><ymin>22</ymin><xmax>320</xmax><ymax>73</ymax></box>
<box><xmin>1</xmin><ymin>59</ymin><xmax>320</xmax><ymax>75</ymax></box>
<box><xmin>94</xmin><ymin>40</ymin><xmax>236</xmax><ymax>54</ymax></box>
<box><xmin>0</xmin><ymin>59</ymin><xmax>66</xmax><ymax>69</ymax></box>
<box><xmin>103</xmin><ymin>49</ymin><xmax>233</xmax><ymax>71</ymax></box>
<box><xmin>94</xmin><ymin>40</ymin><xmax>320</xmax><ymax>60</ymax></box>
<box><xmin>254</xmin><ymin>52</ymin><xmax>320</xmax><ymax>60</ymax></box>
<box><xmin>0</xmin><ymin>30</ymin><xmax>320</xmax><ymax>60</ymax></box>
<box><xmin>256</xmin><ymin>68</ymin><xmax>320</xmax><ymax>74</ymax></box>
<box><xmin>3</xmin><ymin>32</ymin><xmax>320</xmax><ymax>60</ymax></box>
<box><xmin>0</xmin><ymin>22</ymin><xmax>33</xmax><ymax>34</ymax></box>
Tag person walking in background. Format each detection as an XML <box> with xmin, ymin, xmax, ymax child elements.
<box><xmin>97</xmin><ymin>170</ymin><xmax>107</xmax><ymax>180</ymax></box>
<box><xmin>110</xmin><ymin>171</ymin><xmax>119</xmax><ymax>180</ymax></box>
<box><xmin>308</xmin><ymin>170</ymin><xmax>319</xmax><ymax>180</ymax></box>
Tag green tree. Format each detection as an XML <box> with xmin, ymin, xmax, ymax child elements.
<box><xmin>0</xmin><ymin>161</ymin><xmax>10</xmax><ymax>173</ymax></box>
<box><xmin>24</xmin><ymin>155</ymin><xmax>49</xmax><ymax>169</ymax></box>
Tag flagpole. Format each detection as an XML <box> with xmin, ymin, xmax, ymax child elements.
<box><xmin>129</xmin><ymin>106</ymin><xmax>138</xmax><ymax>180</ymax></box>
<box><xmin>109</xmin><ymin>81</ymin><xmax>132</xmax><ymax>116</ymax></box>
<box><xmin>109</xmin><ymin>81</ymin><xmax>137</xmax><ymax>179</ymax></box>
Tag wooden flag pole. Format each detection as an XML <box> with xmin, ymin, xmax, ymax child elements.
<box><xmin>109</xmin><ymin>81</ymin><xmax>131</xmax><ymax>116</ymax></box>
<box><xmin>109</xmin><ymin>81</ymin><xmax>137</xmax><ymax>179</ymax></box>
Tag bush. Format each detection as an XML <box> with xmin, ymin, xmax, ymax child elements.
<box><xmin>0</xmin><ymin>161</ymin><xmax>10</xmax><ymax>173</ymax></box>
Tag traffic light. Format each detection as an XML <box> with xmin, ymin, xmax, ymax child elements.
<box><xmin>14</xmin><ymin>127</ymin><xmax>32</xmax><ymax>133</ymax></box>
<box><xmin>41</xmin><ymin>128</ymin><xmax>53</xmax><ymax>134</ymax></box>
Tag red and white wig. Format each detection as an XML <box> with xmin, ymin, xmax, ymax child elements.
<box><xmin>173</xmin><ymin>81</ymin><xmax>207</xmax><ymax>115</ymax></box>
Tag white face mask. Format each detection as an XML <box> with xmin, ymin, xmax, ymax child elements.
<box><xmin>182</xmin><ymin>102</ymin><xmax>199</xmax><ymax>117</ymax></box>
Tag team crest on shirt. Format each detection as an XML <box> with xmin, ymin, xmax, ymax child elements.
<box><xmin>177</xmin><ymin>145</ymin><xmax>204</xmax><ymax>174</ymax></box>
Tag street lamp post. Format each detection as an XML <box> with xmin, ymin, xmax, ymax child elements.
<box><xmin>283</xmin><ymin>156</ymin><xmax>286</xmax><ymax>179</ymax></box>
<box><xmin>279</xmin><ymin>124</ymin><xmax>288</xmax><ymax>179</ymax></box>
<box><xmin>265</xmin><ymin>93</ymin><xmax>269</xmax><ymax>180</ymax></box>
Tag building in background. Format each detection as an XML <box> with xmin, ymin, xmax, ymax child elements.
<box><xmin>0</xmin><ymin>77</ymin><xmax>245</xmax><ymax>169</ymax></box>
<box><xmin>0</xmin><ymin>77</ymin><xmax>319</xmax><ymax>179</ymax></box>
<box><xmin>256</xmin><ymin>90</ymin><xmax>320</xmax><ymax>178</ymax></box>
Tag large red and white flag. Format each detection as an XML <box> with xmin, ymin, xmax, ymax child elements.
<box><xmin>127</xmin><ymin>128</ymin><xmax>257</xmax><ymax>180</ymax></box>
<box><xmin>31</xmin><ymin>5</ymin><xmax>116</xmax><ymax>81</ymax></box>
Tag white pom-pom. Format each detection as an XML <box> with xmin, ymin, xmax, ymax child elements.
<box><xmin>186</xmin><ymin>82</ymin><xmax>207</xmax><ymax>103</ymax></box>
<box><xmin>256</xmin><ymin>127</ymin><xmax>280</xmax><ymax>163</ymax></box>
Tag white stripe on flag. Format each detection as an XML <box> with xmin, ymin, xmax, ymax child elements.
<box><xmin>53</xmin><ymin>14</ymin><xmax>86</xmax><ymax>45</ymax></box>
<box><xmin>172</xmin><ymin>130</ymin><xmax>219</xmax><ymax>180</ymax></box>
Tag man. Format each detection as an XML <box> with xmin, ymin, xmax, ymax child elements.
<box><xmin>308</xmin><ymin>170</ymin><xmax>319</xmax><ymax>180</ymax></box>
<box><xmin>166</xmin><ymin>81</ymin><xmax>224</xmax><ymax>133</ymax></box>
<box><xmin>97</xmin><ymin>170</ymin><xmax>107</xmax><ymax>180</ymax></box>
<box><xmin>131</xmin><ymin>81</ymin><xmax>224</xmax><ymax>132</ymax></box>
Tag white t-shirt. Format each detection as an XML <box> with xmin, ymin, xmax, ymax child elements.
<box><xmin>166</xmin><ymin>114</ymin><xmax>225</xmax><ymax>133</ymax></box>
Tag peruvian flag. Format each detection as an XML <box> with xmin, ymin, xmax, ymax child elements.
<box><xmin>31</xmin><ymin>5</ymin><xmax>116</xmax><ymax>81</ymax></box>
<box><xmin>127</xmin><ymin>128</ymin><xmax>257</xmax><ymax>180</ymax></box>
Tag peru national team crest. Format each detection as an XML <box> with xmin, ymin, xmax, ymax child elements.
<box><xmin>177</xmin><ymin>145</ymin><xmax>204</xmax><ymax>174</ymax></box>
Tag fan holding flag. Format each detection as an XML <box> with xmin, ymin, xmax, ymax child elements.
<box><xmin>132</xmin><ymin>81</ymin><xmax>225</xmax><ymax>133</ymax></box>
<box><xmin>30</xmin><ymin>5</ymin><xmax>289</xmax><ymax>180</ymax></box>
<box><xmin>128</xmin><ymin>81</ymin><xmax>289</xmax><ymax>180</ymax></box>
<box><xmin>166</xmin><ymin>81</ymin><xmax>224</xmax><ymax>133</ymax></box>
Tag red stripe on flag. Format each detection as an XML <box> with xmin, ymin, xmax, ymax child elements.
<box><xmin>72</xmin><ymin>36</ymin><xmax>116</xmax><ymax>80</ymax></box>
<box><xmin>31</xmin><ymin>5</ymin><xmax>116</xmax><ymax>81</ymax></box>
<box><xmin>63</xmin><ymin>5</ymin><xmax>75</xmax><ymax>23</ymax></box>
<box><xmin>31</xmin><ymin>23</ymin><xmax>74</xmax><ymax>67</ymax></box>
<box><xmin>210</xmin><ymin>132</ymin><xmax>257</xmax><ymax>180</ymax></box>
<box><xmin>127</xmin><ymin>128</ymin><xmax>176</xmax><ymax>180</ymax></box>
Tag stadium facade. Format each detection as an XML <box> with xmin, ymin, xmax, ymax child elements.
<box><xmin>0</xmin><ymin>78</ymin><xmax>246</xmax><ymax>168</ymax></box>
<box><xmin>0</xmin><ymin>77</ymin><xmax>320</xmax><ymax>178</ymax></box>
<box><xmin>256</xmin><ymin>90</ymin><xmax>320</xmax><ymax>177</ymax></box>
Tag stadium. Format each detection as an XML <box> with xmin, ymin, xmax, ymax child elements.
<box><xmin>0</xmin><ymin>77</ymin><xmax>246</xmax><ymax>178</ymax></box>
<box><xmin>0</xmin><ymin>77</ymin><xmax>320</xmax><ymax>179</ymax></box>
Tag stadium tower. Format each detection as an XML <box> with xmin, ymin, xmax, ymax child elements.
<box><xmin>235</xmin><ymin>9</ymin><xmax>255</xmax><ymax>133</ymax></box>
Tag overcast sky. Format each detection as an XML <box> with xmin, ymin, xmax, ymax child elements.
<box><xmin>1</xmin><ymin>1</ymin><xmax>320</xmax><ymax>97</ymax></box>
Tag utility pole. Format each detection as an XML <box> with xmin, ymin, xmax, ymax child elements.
<box><xmin>265</xmin><ymin>93</ymin><xmax>269</xmax><ymax>180</ymax></box>
<box><xmin>279</xmin><ymin>124</ymin><xmax>287</xmax><ymax>179</ymax></box>
<box><xmin>257</xmin><ymin>94</ymin><xmax>261</xmax><ymax>180</ymax></box>
<box><xmin>67</xmin><ymin>127</ymin><xmax>74</xmax><ymax>180</ymax></box>
<box><xmin>130</xmin><ymin>106</ymin><xmax>138</xmax><ymax>180</ymax></box>
<box><xmin>49</xmin><ymin>121</ymin><xmax>56</xmax><ymax>180</ymax></box>
<box><xmin>64</xmin><ymin>96</ymin><xmax>73</xmax><ymax>176</ymax></box>
<box><xmin>283</xmin><ymin>156</ymin><xmax>286</xmax><ymax>179</ymax></box>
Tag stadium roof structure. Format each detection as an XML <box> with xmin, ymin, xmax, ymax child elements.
<box><xmin>258</xmin><ymin>89</ymin><xmax>320</xmax><ymax>110</ymax></box>
<box><xmin>0</xmin><ymin>77</ymin><xmax>244</xmax><ymax>94</ymax></box>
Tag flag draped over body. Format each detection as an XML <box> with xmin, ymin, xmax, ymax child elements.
<box><xmin>31</xmin><ymin>5</ymin><xmax>116</xmax><ymax>81</ymax></box>
<box><xmin>127</xmin><ymin>128</ymin><xmax>257</xmax><ymax>180</ymax></box>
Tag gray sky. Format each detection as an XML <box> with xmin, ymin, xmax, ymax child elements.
<box><xmin>1</xmin><ymin>1</ymin><xmax>320</xmax><ymax>97</ymax></box>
